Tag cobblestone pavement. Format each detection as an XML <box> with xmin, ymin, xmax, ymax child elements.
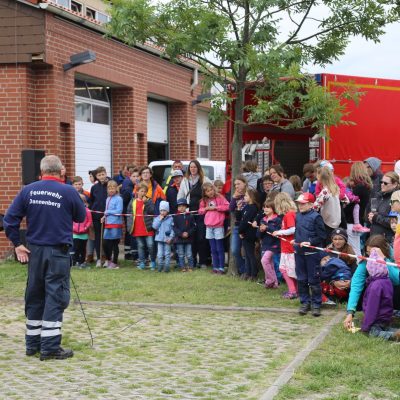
<box><xmin>0</xmin><ymin>300</ymin><xmax>332</xmax><ymax>400</ymax></box>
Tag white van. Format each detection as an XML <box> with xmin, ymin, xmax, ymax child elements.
<box><xmin>149</xmin><ymin>160</ymin><xmax>226</xmax><ymax>188</ymax></box>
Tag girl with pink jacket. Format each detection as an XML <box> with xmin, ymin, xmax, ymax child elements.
<box><xmin>199</xmin><ymin>183</ymin><xmax>229</xmax><ymax>274</ymax></box>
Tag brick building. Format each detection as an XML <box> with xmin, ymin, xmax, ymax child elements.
<box><xmin>0</xmin><ymin>0</ymin><xmax>226</xmax><ymax>258</ymax></box>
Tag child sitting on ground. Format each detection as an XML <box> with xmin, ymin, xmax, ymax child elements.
<box><xmin>152</xmin><ymin>201</ymin><xmax>175</xmax><ymax>273</ymax></box>
<box><xmin>320</xmin><ymin>254</ymin><xmax>352</xmax><ymax>304</ymax></box>
<box><xmin>361</xmin><ymin>248</ymin><xmax>400</xmax><ymax>341</ymax></box>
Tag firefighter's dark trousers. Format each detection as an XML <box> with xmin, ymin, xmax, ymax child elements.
<box><xmin>25</xmin><ymin>244</ymin><xmax>71</xmax><ymax>354</ymax></box>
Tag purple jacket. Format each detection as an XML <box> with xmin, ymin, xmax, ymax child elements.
<box><xmin>361</xmin><ymin>276</ymin><xmax>393</xmax><ymax>332</ymax></box>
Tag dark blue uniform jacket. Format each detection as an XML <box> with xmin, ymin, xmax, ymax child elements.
<box><xmin>4</xmin><ymin>178</ymin><xmax>86</xmax><ymax>247</ymax></box>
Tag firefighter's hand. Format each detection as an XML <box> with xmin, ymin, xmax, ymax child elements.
<box><xmin>300</xmin><ymin>241</ymin><xmax>311</xmax><ymax>248</ymax></box>
<box><xmin>15</xmin><ymin>245</ymin><xmax>30</xmax><ymax>264</ymax></box>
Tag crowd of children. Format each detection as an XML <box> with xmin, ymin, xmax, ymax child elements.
<box><xmin>69</xmin><ymin>158</ymin><xmax>400</xmax><ymax>340</ymax></box>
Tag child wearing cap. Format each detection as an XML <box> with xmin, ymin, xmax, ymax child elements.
<box><xmin>360</xmin><ymin>248</ymin><xmax>400</xmax><ymax>341</ymax></box>
<box><xmin>166</xmin><ymin>169</ymin><xmax>184</xmax><ymax>214</ymax></box>
<box><xmin>327</xmin><ymin>228</ymin><xmax>358</xmax><ymax>274</ymax></box>
<box><xmin>152</xmin><ymin>201</ymin><xmax>175</xmax><ymax>272</ymax></box>
<box><xmin>173</xmin><ymin>198</ymin><xmax>196</xmax><ymax>272</ymax></box>
<box><xmin>294</xmin><ymin>192</ymin><xmax>327</xmax><ymax>316</ymax></box>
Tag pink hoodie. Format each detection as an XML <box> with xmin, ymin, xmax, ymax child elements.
<box><xmin>199</xmin><ymin>195</ymin><xmax>229</xmax><ymax>228</ymax></box>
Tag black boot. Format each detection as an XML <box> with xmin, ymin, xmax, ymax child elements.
<box><xmin>298</xmin><ymin>303</ymin><xmax>311</xmax><ymax>315</ymax></box>
<box><xmin>26</xmin><ymin>348</ymin><xmax>39</xmax><ymax>356</ymax></box>
<box><xmin>40</xmin><ymin>347</ymin><xmax>74</xmax><ymax>361</ymax></box>
<box><xmin>312</xmin><ymin>306</ymin><xmax>321</xmax><ymax>317</ymax></box>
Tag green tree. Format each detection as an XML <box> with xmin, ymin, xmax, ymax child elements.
<box><xmin>107</xmin><ymin>0</ymin><xmax>399</xmax><ymax>273</ymax></box>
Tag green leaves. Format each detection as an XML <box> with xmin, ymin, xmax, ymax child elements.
<box><xmin>107</xmin><ymin>0</ymin><xmax>399</xmax><ymax>139</ymax></box>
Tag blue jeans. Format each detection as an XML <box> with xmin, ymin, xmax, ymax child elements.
<box><xmin>231</xmin><ymin>226</ymin><xmax>245</xmax><ymax>274</ymax></box>
<box><xmin>176</xmin><ymin>243</ymin><xmax>194</xmax><ymax>269</ymax></box>
<box><xmin>157</xmin><ymin>242</ymin><xmax>171</xmax><ymax>272</ymax></box>
<box><xmin>136</xmin><ymin>236</ymin><xmax>155</xmax><ymax>264</ymax></box>
<box><xmin>369</xmin><ymin>324</ymin><xmax>399</xmax><ymax>340</ymax></box>
<box><xmin>209</xmin><ymin>238</ymin><xmax>225</xmax><ymax>271</ymax></box>
<box><xmin>295</xmin><ymin>252</ymin><xmax>322</xmax><ymax>307</ymax></box>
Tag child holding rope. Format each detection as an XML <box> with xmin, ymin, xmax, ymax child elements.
<box><xmin>273</xmin><ymin>192</ymin><xmax>298</xmax><ymax>299</ymax></box>
<box><xmin>101</xmin><ymin>180</ymin><xmax>123</xmax><ymax>269</ymax></box>
<box><xmin>293</xmin><ymin>192</ymin><xmax>327</xmax><ymax>316</ymax></box>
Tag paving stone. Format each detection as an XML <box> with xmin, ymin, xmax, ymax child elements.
<box><xmin>0</xmin><ymin>300</ymin><xmax>330</xmax><ymax>400</ymax></box>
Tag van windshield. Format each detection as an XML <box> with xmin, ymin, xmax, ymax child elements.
<box><xmin>152</xmin><ymin>164</ymin><xmax>214</xmax><ymax>187</ymax></box>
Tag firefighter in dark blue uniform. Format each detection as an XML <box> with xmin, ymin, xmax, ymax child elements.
<box><xmin>4</xmin><ymin>155</ymin><xmax>86</xmax><ymax>360</ymax></box>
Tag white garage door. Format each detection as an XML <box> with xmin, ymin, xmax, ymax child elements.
<box><xmin>75</xmin><ymin>97</ymin><xmax>111</xmax><ymax>189</ymax></box>
<box><xmin>196</xmin><ymin>110</ymin><xmax>210</xmax><ymax>160</ymax></box>
<box><xmin>147</xmin><ymin>100</ymin><xmax>168</xmax><ymax>143</ymax></box>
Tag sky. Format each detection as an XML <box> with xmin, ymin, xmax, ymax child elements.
<box><xmin>308</xmin><ymin>23</ymin><xmax>400</xmax><ymax>80</ymax></box>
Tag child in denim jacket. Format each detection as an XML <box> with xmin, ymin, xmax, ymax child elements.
<box><xmin>152</xmin><ymin>201</ymin><xmax>174</xmax><ymax>272</ymax></box>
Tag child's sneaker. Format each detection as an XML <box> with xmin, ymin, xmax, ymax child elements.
<box><xmin>137</xmin><ymin>263</ymin><xmax>146</xmax><ymax>270</ymax></box>
<box><xmin>218</xmin><ymin>268</ymin><xmax>225</xmax><ymax>274</ymax></box>
<box><xmin>103</xmin><ymin>260</ymin><xmax>109</xmax><ymax>268</ymax></box>
<box><xmin>187</xmin><ymin>268</ymin><xmax>193</xmax><ymax>272</ymax></box>
<box><xmin>107</xmin><ymin>262</ymin><xmax>119</xmax><ymax>270</ymax></box>
<box><xmin>150</xmin><ymin>261</ymin><xmax>157</xmax><ymax>270</ymax></box>
<box><xmin>352</xmin><ymin>224</ymin><xmax>370</xmax><ymax>233</ymax></box>
<box><xmin>79</xmin><ymin>262</ymin><xmax>88</xmax><ymax>269</ymax></box>
<box><xmin>283</xmin><ymin>292</ymin><xmax>298</xmax><ymax>299</ymax></box>
<box><xmin>181</xmin><ymin>268</ymin><xmax>187</xmax><ymax>272</ymax></box>
<box><xmin>312</xmin><ymin>306</ymin><xmax>321</xmax><ymax>317</ymax></box>
<box><xmin>96</xmin><ymin>259</ymin><xmax>102</xmax><ymax>268</ymax></box>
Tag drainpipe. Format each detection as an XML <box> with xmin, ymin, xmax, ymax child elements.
<box><xmin>190</xmin><ymin>68</ymin><xmax>199</xmax><ymax>91</ymax></box>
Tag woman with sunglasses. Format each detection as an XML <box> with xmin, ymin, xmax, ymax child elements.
<box><xmin>367</xmin><ymin>171</ymin><xmax>400</xmax><ymax>241</ymax></box>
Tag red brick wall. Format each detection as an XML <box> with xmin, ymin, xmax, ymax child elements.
<box><xmin>210</xmin><ymin>120</ymin><xmax>227</xmax><ymax>161</ymax></box>
<box><xmin>0</xmin><ymin>8</ymin><xmax>217</xmax><ymax>258</ymax></box>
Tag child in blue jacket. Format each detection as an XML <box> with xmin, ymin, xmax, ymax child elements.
<box><xmin>101</xmin><ymin>180</ymin><xmax>123</xmax><ymax>269</ymax></box>
<box><xmin>152</xmin><ymin>201</ymin><xmax>174</xmax><ymax>272</ymax></box>
<box><xmin>294</xmin><ymin>192</ymin><xmax>327</xmax><ymax>317</ymax></box>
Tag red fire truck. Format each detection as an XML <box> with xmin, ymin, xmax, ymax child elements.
<box><xmin>226</xmin><ymin>73</ymin><xmax>400</xmax><ymax>178</ymax></box>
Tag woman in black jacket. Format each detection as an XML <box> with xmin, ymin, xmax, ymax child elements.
<box><xmin>367</xmin><ymin>171</ymin><xmax>399</xmax><ymax>241</ymax></box>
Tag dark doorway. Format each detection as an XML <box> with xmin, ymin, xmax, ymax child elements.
<box><xmin>148</xmin><ymin>142</ymin><xmax>167</xmax><ymax>163</ymax></box>
<box><xmin>273</xmin><ymin>140</ymin><xmax>309</xmax><ymax>177</ymax></box>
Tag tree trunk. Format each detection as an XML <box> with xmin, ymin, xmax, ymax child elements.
<box><xmin>227</xmin><ymin>78</ymin><xmax>246</xmax><ymax>276</ymax></box>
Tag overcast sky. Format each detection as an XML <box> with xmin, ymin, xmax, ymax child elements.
<box><xmin>308</xmin><ymin>23</ymin><xmax>400</xmax><ymax>80</ymax></box>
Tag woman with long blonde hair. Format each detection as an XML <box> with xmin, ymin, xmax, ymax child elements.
<box><xmin>344</xmin><ymin>162</ymin><xmax>372</xmax><ymax>256</ymax></box>
<box><xmin>273</xmin><ymin>192</ymin><xmax>298</xmax><ymax>299</ymax></box>
<box><xmin>315</xmin><ymin>166</ymin><xmax>341</xmax><ymax>237</ymax></box>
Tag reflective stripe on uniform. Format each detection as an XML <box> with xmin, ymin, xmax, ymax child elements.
<box><xmin>42</xmin><ymin>321</ymin><xmax>62</xmax><ymax>328</ymax></box>
<box><xmin>26</xmin><ymin>319</ymin><xmax>42</xmax><ymax>327</ymax></box>
<box><xmin>26</xmin><ymin>328</ymin><xmax>41</xmax><ymax>336</ymax></box>
<box><xmin>41</xmin><ymin>329</ymin><xmax>61</xmax><ymax>337</ymax></box>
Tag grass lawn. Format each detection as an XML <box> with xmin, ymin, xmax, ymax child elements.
<box><xmin>0</xmin><ymin>260</ymin><xmax>321</xmax><ymax>308</ymax></box>
<box><xmin>2</xmin><ymin>260</ymin><xmax>399</xmax><ymax>399</ymax></box>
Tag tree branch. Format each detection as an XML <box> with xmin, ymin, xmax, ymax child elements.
<box><xmin>285</xmin><ymin>0</ymin><xmax>316</xmax><ymax>44</ymax></box>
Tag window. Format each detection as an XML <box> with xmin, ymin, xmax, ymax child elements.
<box><xmin>92</xmin><ymin>105</ymin><xmax>110</xmax><ymax>125</ymax></box>
<box><xmin>97</xmin><ymin>11</ymin><xmax>111</xmax><ymax>24</ymax></box>
<box><xmin>70</xmin><ymin>0</ymin><xmax>82</xmax><ymax>13</ymax></box>
<box><xmin>75</xmin><ymin>102</ymin><xmax>91</xmax><ymax>122</ymax></box>
<box><xmin>197</xmin><ymin>144</ymin><xmax>209</xmax><ymax>159</ymax></box>
<box><xmin>86</xmin><ymin>7</ymin><xmax>96</xmax><ymax>19</ymax></box>
<box><xmin>56</xmin><ymin>0</ymin><xmax>69</xmax><ymax>8</ymax></box>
